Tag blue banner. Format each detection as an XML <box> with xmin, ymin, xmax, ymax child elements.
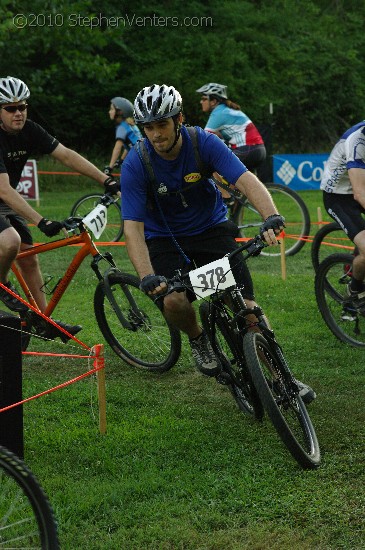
<box><xmin>273</xmin><ymin>154</ymin><xmax>329</xmax><ymax>191</ymax></box>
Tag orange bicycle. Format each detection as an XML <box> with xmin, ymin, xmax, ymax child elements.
<box><xmin>7</xmin><ymin>193</ymin><xmax>180</xmax><ymax>369</ymax></box>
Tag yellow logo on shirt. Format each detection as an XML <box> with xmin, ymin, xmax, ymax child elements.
<box><xmin>184</xmin><ymin>172</ymin><xmax>201</xmax><ymax>183</ymax></box>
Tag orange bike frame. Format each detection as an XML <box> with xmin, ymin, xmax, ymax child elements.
<box><xmin>12</xmin><ymin>231</ymin><xmax>101</xmax><ymax>317</ymax></box>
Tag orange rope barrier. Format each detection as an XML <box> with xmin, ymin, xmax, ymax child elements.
<box><xmin>0</xmin><ymin>362</ymin><xmax>104</xmax><ymax>414</ymax></box>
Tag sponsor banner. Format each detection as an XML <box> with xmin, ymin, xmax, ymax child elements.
<box><xmin>16</xmin><ymin>159</ymin><xmax>39</xmax><ymax>200</ymax></box>
<box><xmin>273</xmin><ymin>154</ymin><xmax>329</xmax><ymax>191</ymax></box>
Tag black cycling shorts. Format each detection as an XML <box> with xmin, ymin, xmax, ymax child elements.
<box><xmin>146</xmin><ymin>220</ymin><xmax>255</xmax><ymax>301</ymax></box>
<box><xmin>232</xmin><ymin>144</ymin><xmax>266</xmax><ymax>172</ymax></box>
<box><xmin>0</xmin><ymin>209</ymin><xmax>33</xmax><ymax>245</ymax></box>
<box><xmin>323</xmin><ymin>192</ymin><xmax>365</xmax><ymax>241</ymax></box>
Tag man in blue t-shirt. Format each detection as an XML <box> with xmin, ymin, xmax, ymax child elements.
<box><xmin>121</xmin><ymin>84</ymin><xmax>315</xmax><ymax>403</ymax></box>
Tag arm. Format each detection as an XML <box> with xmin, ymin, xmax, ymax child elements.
<box><xmin>349</xmin><ymin>168</ymin><xmax>365</xmax><ymax>208</ymax></box>
<box><xmin>51</xmin><ymin>144</ymin><xmax>108</xmax><ymax>186</ymax></box>
<box><xmin>235</xmin><ymin>171</ymin><xmax>279</xmax><ymax>219</ymax></box>
<box><xmin>108</xmin><ymin>141</ymin><xmax>124</xmax><ymax>169</ymax></box>
<box><xmin>234</xmin><ymin>171</ymin><xmax>283</xmax><ymax>245</ymax></box>
<box><xmin>123</xmin><ymin>220</ymin><xmax>154</xmax><ymax>278</ymax></box>
<box><xmin>0</xmin><ymin>173</ymin><xmax>43</xmax><ymax>225</ymax></box>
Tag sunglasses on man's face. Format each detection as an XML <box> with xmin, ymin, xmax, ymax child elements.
<box><xmin>1</xmin><ymin>104</ymin><xmax>28</xmax><ymax>113</ymax></box>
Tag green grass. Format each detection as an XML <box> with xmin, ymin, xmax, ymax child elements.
<box><xmin>5</xmin><ymin>182</ymin><xmax>365</xmax><ymax>549</ymax></box>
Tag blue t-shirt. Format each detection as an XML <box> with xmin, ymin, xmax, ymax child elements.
<box><xmin>121</xmin><ymin>125</ymin><xmax>247</xmax><ymax>239</ymax></box>
<box><xmin>115</xmin><ymin>121</ymin><xmax>142</xmax><ymax>150</ymax></box>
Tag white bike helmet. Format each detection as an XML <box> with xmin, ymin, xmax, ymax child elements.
<box><xmin>111</xmin><ymin>97</ymin><xmax>134</xmax><ymax>118</ymax></box>
<box><xmin>196</xmin><ymin>83</ymin><xmax>227</xmax><ymax>100</ymax></box>
<box><xmin>134</xmin><ymin>84</ymin><xmax>182</xmax><ymax>124</ymax></box>
<box><xmin>0</xmin><ymin>76</ymin><xmax>30</xmax><ymax>104</ymax></box>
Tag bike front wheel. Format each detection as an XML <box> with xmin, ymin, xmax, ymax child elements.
<box><xmin>94</xmin><ymin>271</ymin><xmax>181</xmax><ymax>371</ymax></box>
<box><xmin>199</xmin><ymin>301</ymin><xmax>264</xmax><ymax>420</ymax></box>
<box><xmin>315</xmin><ymin>253</ymin><xmax>365</xmax><ymax>347</ymax></box>
<box><xmin>243</xmin><ymin>332</ymin><xmax>320</xmax><ymax>469</ymax></box>
<box><xmin>311</xmin><ymin>221</ymin><xmax>354</xmax><ymax>272</ymax></box>
<box><xmin>0</xmin><ymin>445</ymin><xmax>59</xmax><ymax>549</ymax></box>
<box><xmin>70</xmin><ymin>193</ymin><xmax>123</xmax><ymax>242</ymax></box>
<box><xmin>232</xmin><ymin>184</ymin><xmax>310</xmax><ymax>257</ymax></box>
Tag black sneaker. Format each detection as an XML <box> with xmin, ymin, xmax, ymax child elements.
<box><xmin>0</xmin><ymin>281</ymin><xmax>28</xmax><ymax>312</ymax></box>
<box><xmin>189</xmin><ymin>330</ymin><xmax>221</xmax><ymax>376</ymax></box>
<box><xmin>296</xmin><ymin>380</ymin><xmax>316</xmax><ymax>405</ymax></box>
<box><xmin>346</xmin><ymin>282</ymin><xmax>365</xmax><ymax>299</ymax></box>
<box><xmin>45</xmin><ymin>319</ymin><xmax>82</xmax><ymax>343</ymax></box>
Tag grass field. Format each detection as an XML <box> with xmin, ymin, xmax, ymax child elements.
<box><xmin>4</xmin><ymin>170</ymin><xmax>365</xmax><ymax>549</ymax></box>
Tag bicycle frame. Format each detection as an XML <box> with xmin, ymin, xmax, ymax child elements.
<box><xmin>12</xmin><ymin>228</ymin><xmax>115</xmax><ymax>318</ymax></box>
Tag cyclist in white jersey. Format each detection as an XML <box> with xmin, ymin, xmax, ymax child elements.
<box><xmin>320</xmin><ymin>121</ymin><xmax>365</xmax><ymax>299</ymax></box>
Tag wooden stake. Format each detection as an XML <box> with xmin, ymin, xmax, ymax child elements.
<box><xmin>317</xmin><ymin>206</ymin><xmax>323</xmax><ymax>224</ymax></box>
<box><xmin>280</xmin><ymin>232</ymin><xmax>287</xmax><ymax>280</ymax></box>
<box><xmin>92</xmin><ymin>344</ymin><xmax>106</xmax><ymax>435</ymax></box>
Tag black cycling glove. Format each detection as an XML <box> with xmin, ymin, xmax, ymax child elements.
<box><xmin>260</xmin><ymin>214</ymin><xmax>286</xmax><ymax>235</ymax></box>
<box><xmin>103</xmin><ymin>176</ymin><xmax>120</xmax><ymax>195</ymax></box>
<box><xmin>139</xmin><ymin>274</ymin><xmax>167</xmax><ymax>294</ymax></box>
<box><xmin>38</xmin><ymin>218</ymin><xmax>63</xmax><ymax>237</ymax></box>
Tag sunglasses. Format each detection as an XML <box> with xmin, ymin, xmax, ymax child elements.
<box><xmin>1</xmin><ymin>104</ymin><xmax>28</xmax><ymax>113</ymax></box>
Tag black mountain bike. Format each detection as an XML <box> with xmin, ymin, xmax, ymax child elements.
<box><xmin>219</xmin><ymin>179</ymin><xmax>310</xmax><ymax>257</ymax></box>
<box><xmin>149</xmin><ymin>236</ymin><xmax>320</xmax><ymax>469</ymax></box>
<box><xmin>0</xmin><ymin>445</ymin><xmax>59</xmax><ymax>548</ymax></box>
<box><xmin>311</xmin><ymin>221</ymin><xmax>355</xmax><ymax>271</ymax></box>
<box><xmin>315</xmin><ymin>252</ymin><xmax>365</xmax><ymax>348</ymax></box>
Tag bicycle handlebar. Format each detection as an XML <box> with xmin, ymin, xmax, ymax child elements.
<box><xmin>153</xmin><ymin>235</ymin><xmax>267</xmax><ymax>301</ymax></box>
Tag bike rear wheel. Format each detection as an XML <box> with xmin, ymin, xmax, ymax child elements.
<box><xmin>70</xmin><ymin>193</ymin><xmax>123</xmax><ymax>242</ymax></box>
<box><xmin>315</xmin><ymin>253</ymin><xmax>365</xmax><ymax>347</ymax></box>
<box><xmin>199</xmin><ymin>301</ymin><xmax>264</xmax><ymax>420</ymax></box>
<box><xmin>232</xmin><ymin>184</ymin><xmax>310</xmax><ymax>257</ymax></box>
<box><xmin>0</xmin><ymin>445</ymin><xmax>59</xmax><ymax>549</ymax></box>
<box><xmin>311</xmin><ymin>221</ymin><xmax>354</xmax><ymax>272</ymax></box>
<box><xmin>243</xmin><ymin>332</ymin><xmax>320</xmax><ymax>469</ymax></box>
<box><xmin>94</xmin><ymin>271</ymin><xmax>181</xmax><ymax>371</ymax></box>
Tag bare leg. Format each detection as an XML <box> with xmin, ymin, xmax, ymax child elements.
<box><xmin>162</xmin><ymin>292</ymin><xmax>202</xmax><ymax>339</ymax></box>
<box><xmin>352</xmin><ymin>230</ymin><xmax>365</xmax><ymax>282</ymax></box>
<box><xmin>0</xmin><ymin>226</ymin><xmax>21</xmax><ymax>282</ymax></box>
<box><xmin>16</xmin><ymin>243</ymin><xmax>47</xmax><ymax>312</ymax></box>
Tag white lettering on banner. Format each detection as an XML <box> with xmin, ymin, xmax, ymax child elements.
<box><xmin>17</xmin><ymin>159</ymin><xmax>39</xmax><ymax>200</ymax></box>
<box><xmin>17</xmin><ymin>180</ymin><xmax>33</xmax><ymax>194</ymax></box>
<box><xmin>296</xmin><ymin>161</ymin><xmax>327</xmax><ymax>182</ymax></box>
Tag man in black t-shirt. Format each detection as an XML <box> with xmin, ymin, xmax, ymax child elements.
<box><xmin>0</xmin><ymin>76</ymin><xmax>120</xmax><ymax>341</ymax></box>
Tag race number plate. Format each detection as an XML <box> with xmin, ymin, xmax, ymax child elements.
<box><xmin>188</xmin><ymin>257</ymin><xmax>236</xmax><ymax>299</ymax></box>
<box><xmin>82</xmin><ymin>204</ymin><xmax>108</xmax><ymax>239</ymax></box>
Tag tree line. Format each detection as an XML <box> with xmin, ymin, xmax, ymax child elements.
<box><xmin>1</xmin><ymin>0</ymin><xmax>364</xmax><ymax>158</ymax></box>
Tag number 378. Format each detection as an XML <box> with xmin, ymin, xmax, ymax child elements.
<box><xmin>197</xmin><ymin>267</ymin><xmax>227</xmax><ymax>292</ymax></box>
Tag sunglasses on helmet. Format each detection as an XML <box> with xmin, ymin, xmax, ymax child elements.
<box><xmin>1</xmin><ymin>104</ymin><xmax>28</xmax><ymax>113</ymax></box>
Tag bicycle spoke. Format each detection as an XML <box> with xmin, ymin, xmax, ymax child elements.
<box><xmin>94</xmin><ymin>272</ymin><xmax>181</xmax><ymax>371</ymax></box>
